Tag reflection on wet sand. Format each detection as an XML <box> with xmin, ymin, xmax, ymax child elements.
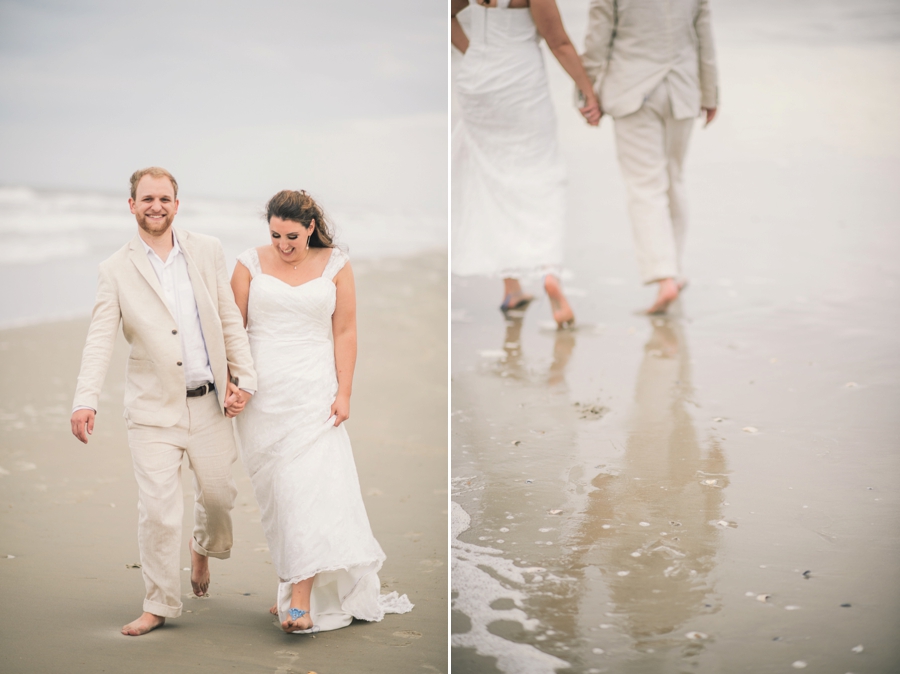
<box><xmin>454</xmin><ymin>315</ymin><xmax>731</xmax><ymax>671</ymax></box>
<box><xmin>551</xmin><ymin>318</ymin><xmax>730</xmax><ymax>667</ymax></box>
<box><xmin>494</xmin><ymin>311</ymin><xmax>577</xmax><ymax>386</ymax></box>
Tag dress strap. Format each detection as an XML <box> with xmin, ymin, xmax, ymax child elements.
<box><xmin>496</xmin><ymin>0</ymin><xmax>512</xmax><ymax>8</ymax></box>
<box><xmin>321</xmin><ymin>247</ymin><xmax>349</xmax><ymax>281</ymax></box>
<box><xmin>237</xmin><ymin>248</ymin><xmax>262</xmax><ymax>278</ymax></box>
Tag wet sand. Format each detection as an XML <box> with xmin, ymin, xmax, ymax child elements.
<box><xmin>0</xmin><ymin>250</ymin><xmax>448</xmax><ymax>673</ymax></box>
<box><xmin>451</xmin><ymin>1</ymin><xmax>900</xmax><ymax>672</ymax></box>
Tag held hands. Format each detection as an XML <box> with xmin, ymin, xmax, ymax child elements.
<box><xmin>330</xmin><ymin>393</ymin><xmax>350</xmax><ymax>427</ymax></box>
<box><xmin>224</xmin><ymin>381</ymin><xmax>252</xmax><ymax>418</ymax></box>
<box><xmin>579</xmin><ymin>92</ymin><xmax>602</xmax><ymax>126</ymax></box>
<box><xmin>71</xmin><ymin>409</ymin><xmax>95</xmax><ymax>444</ymax></box>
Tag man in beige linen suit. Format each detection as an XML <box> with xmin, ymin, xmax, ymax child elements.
<box><xmin>581</xmin><ymin>0</ymin><xmax>718</xmax><ymax>313</ymax></box>
<box><xmin>70</xmin><ymin>167</ymin><xmax>257</xmax><ymax>636</ymax></box>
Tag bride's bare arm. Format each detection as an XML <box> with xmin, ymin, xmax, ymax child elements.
<box><xmin>331</xmin><ymin>261</ymin><xmax>357</xmax><ymax>426</ymax></box>
<box><xmin>530</xmin><ymin>0</ymin><xmax>601</xmax><ymax>125</ymax></box>
<box><xmin>451</xmin><ymin>0</ymin><xmax>470</xmax><ymax>54</ymax></box>
<box><xmin>230</xmin><ymin>261</ymin><xmax>251</xmax><ymax>328</ymax></box>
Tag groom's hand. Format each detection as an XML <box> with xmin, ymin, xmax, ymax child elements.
<box><xmin>71</xmin><ymin>409</ymin><xmax>95</xmax><ymax>444</ymax></box>
<box><xmin>224</xmin><ymin>381</ymin><xmax>250</xmax><ymax>418</ymax></box>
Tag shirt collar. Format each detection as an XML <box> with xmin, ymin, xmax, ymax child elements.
<box><xmin>139</xmin><ymin>229</ymin><xmax>181</xmax><ymax>265</ymax></box>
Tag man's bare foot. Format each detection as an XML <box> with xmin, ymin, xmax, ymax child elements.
<box><xmin>646</xmin><ymin>278</ymin><xmax>680</xmax><ymax>314</ymax></box>
<box><xmin>121</xmin><ymin>612</ymin><xmax>165</xmax><ymax>636</ymax></box>
<box><xmin>281</xmin><ymin>609</ymin><xmax>314</xmax><ymax>633</ymax></box>
<box><xmin>269</xmin><ymin>604</ymin><xmax>278</xmax><ymax>615</ymax></box>
<box><xmin>190</xmin><ymin>541</ymin><xmax>210</xmax><ymax>597</ymax></box>
<box><xmin>543</xmin><ymin>275</ymin><xmax>574</xmax><ymax>329</ymax></box>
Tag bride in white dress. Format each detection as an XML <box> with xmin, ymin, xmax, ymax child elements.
<box><xmin>451</xmin><ymin>0</ymin><xmax>600</xmax><ymax>327</ymax></box>
<box><xmin>230</xmin><ymin>189</ymin><xmax>413</xmax><ymax>634</ymax></box>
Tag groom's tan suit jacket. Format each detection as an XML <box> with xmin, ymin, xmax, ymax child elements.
<box><xmin>582</xmin><ymin>0</ymin><xmax>718</xmax><ymax>119</ymax></box>
<box><xmin>73</xmin><ymin>228</ymin><xmax>256</xmax><ymax>427</ymax></box>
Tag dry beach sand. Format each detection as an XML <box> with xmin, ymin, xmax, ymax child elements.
<box><xmin>451</xmin><ymin>0</ymin><xmax>900</xmax><ymax>672</ymax></box>
<box><xmin>0</xmin><ymin>250</ymin><xmax>447</xmax><ymax>673</ymax></box>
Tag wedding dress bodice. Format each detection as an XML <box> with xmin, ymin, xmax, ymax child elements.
<box><xmin>236</xmin><ymin>246</ymin><xmax>347</xmax><ymax>455</ymax></box>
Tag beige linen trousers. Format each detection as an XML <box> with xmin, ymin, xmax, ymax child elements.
<box><xmin>73</xmin><ymin>228</ymin><xmax>257</xmax><ymax>617</ymax></box>
<box><xmin>582</xmin><ymin>0</ymin><xmax>719</xmax><ymax>283</ymax></box>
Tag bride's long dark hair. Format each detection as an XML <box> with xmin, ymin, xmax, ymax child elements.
<box><xmin>265</xmin><ymin>190</ymin><xmax>335</xmax><ymax>248</ymax></box>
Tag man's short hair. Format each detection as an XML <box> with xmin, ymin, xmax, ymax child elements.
<box><xmin>130</xmin><ymin>167</ymin><xmax>178</xmax><ymax>200</ymax></box>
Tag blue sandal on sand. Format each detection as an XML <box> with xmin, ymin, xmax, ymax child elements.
<box><xmin>500</xmin><ymin>293</ymin><xmax>534</xmax><ymax>312</ymax></box>
<box><xmin>286</xmin><ymin>608</ymin><xmax>318</xmax><ymax>634</ymax></box>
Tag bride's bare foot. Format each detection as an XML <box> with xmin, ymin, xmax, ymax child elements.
<box><xmin>121</xmin><ymin>612</ymin><xmax>165</xmax><ymax>636</ymax></box>
<box><xmin>269</xmin><ymin>604</ymin><xmax>278</xmax><ymax>615</ymax></box>
<box><xmin>281</xmin><ymin>608</ymin><xmax>314</xmax><ymax>633</ymax></box>
<box><xmin>543</xmin><ymin>275</ymin><xmax>574</xmax><ymax>329</ymax></box>
<box><xmin>190</xmin><ymin>541</ymin><xmax>209</xmax><ymax>597</ymax></box>
<box><xmin>646</xmin><ymin>278</ymin><xmax>680</xmax><ymax>315</ymax></box>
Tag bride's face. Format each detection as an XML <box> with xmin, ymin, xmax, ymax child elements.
<box><xmin>269</xmin><ymin>216</ymin><xmax>314</xmax><ymax>264</ymax></box>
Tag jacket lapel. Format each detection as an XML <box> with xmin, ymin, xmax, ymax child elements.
<box><xmin>176</xmin><ymin>229</ymin><xmax>218</xmax><ymax>330</ymax></box>
<box><xmin>127</xmin><ymin>233</ymin><xmax>175</xmax><ymax>321</ymax></box>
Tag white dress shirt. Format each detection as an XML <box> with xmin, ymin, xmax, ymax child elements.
<box><xmin>139</xmin><ymin>232</ymin><xmax>215</xmax><ymax>389</ymax></box>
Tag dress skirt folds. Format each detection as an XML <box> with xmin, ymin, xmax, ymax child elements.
<box><xmin>452</xmin><ymin>2</ymin><xmax>567</xmax><ymax>278</ymax></box>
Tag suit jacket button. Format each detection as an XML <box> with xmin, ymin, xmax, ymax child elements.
<box><xmin>177</xmin><ymin>361</ymin><xmax>182</xmax><ymax>366</ymax></box>
<box><xmin>172</xmin><ymin>329</ymin><xmax>178</xmax><ymax>334</ymax></box>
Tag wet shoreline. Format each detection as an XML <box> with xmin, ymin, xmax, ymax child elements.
<box><xmin>450</xmin><ymin>0</ymin><xmax>900</xmax><ymax>669</ymax></box>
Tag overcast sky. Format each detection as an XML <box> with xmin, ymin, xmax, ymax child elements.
<box><xmin>0</xmin><ymin>0</ymin><xmax>447</xmax><ymax>211</ymax></box>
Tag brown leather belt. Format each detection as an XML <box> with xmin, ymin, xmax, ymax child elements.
<box><xmin>186</xmin><ymin>382</ymin><xmax>215</xmax><ymax>398</ymax></box>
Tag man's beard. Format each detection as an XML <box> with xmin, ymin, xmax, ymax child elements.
<box><xmin>136</xmin><ymin>212</ymin><xmax>174</xmax><ymax>237</ymax></box>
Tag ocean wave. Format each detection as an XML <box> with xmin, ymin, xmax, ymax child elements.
<box><xmin>451</xmin><ymin>501</ymin><xmax>569</xmax><ymax>674</ymax></box>
<box><xmin>0</xmin><ymin>187</ymin><xmax>445</xmax><ymax>263</ymax></box>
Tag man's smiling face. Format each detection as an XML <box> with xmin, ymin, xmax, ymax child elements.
<box><xmin>129</xmin><ymin>175</ymin><xmax>179</xmax><ymax>237</ymax></box>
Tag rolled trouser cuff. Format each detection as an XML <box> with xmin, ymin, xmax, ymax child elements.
<box><xmin>143</xmin><ymin>598</ymin><xmax>182</xmax><ymax>619</ymax></box>
<box><xmin>192</xmin><ymin>537</ymin><xmax>231</xmax><ymax>560</ymax></box>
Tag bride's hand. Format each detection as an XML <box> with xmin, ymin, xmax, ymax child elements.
<box><xmin>330</xmin><ymin>394</ymin><xmax>350</xmax><ymax>426</ymax></box>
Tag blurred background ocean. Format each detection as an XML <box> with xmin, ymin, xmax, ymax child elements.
<box><xmin>0</xmin><ymin>1</ymin><xmax>447</xmax><ymax>327</ymax></box>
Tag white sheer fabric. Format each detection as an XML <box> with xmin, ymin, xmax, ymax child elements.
<box><xmin>451</xmin><ymin>3</ymin><xmax>567</xmax><ymax>278</ymax></box>
<box><xmin>235</xmin><ymin>247</ymin><xmax>413</xmax><ymax>632</ymax></box>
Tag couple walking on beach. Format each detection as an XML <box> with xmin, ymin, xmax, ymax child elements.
<box><xmin>451</xmin><ymin>0</ymin><xmax>718</xmax><ymax>320</ymax></box>
<box><xmin>69</xmin><ymin>167</ymin><xmax>412</xmax><ymax>636</ymax></box>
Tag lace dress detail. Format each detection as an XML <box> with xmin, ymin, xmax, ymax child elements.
<box><xmin>451</xmin><ymin>2</ymin><xmax>566</xmax><ymax>278</ymax></box>
<box><xmin>235</xmin><ymin>246</ymin><xmax>413</xmax><ymax>631</ymax></box>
